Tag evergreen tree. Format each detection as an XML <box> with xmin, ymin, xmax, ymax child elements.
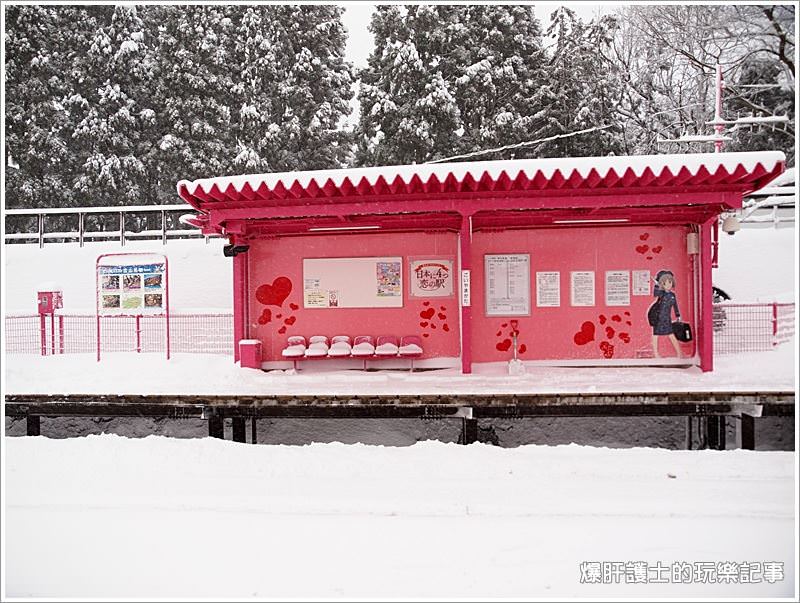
<box><xmin>4</xmin><ymin>5</ymin><xmax>91</xmax><ymax>209</ymax></box>
<box><xmin>149</xmin><ymin>5</ymin><xmax>237</xmax><ymax>202</ymax></box>
<box><xmin>229</xmin><ymin>5</ymin><xmax>354</xmax><ymax>173</ymax></box>
<box><xmin>69</xmin><ymin>5</ymin><xmax>155</xmax><ymax>206</ymax></box>
<box><xmin>538</xmin><ymin>8</ymin><xmax>623</xmax><ymax>157</ymax></box>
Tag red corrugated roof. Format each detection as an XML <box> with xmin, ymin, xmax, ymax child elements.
<box><xmin>177</xmin><ymin>152</ymin><xmax>785</xmax><ymax>210</ymax></box>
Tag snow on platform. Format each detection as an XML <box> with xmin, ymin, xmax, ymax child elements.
<box><xmin>4</xmin><ymin>435</ymin><xmax>794</xmax><ymax>598</ymax></box>
<box><xmin>3</xmin><ymin>340</ymin><xmax>794</xmax><ymax>395</ymax></box>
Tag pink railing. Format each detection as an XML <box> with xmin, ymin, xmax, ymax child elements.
<box><xmin>4</xmin><ymin>304</ymin><xmax>795</xmax><ymax>357</ymax></box>
<box><xmin>4</xmin><ymin>313</ymin><xmax>234</xmax><ymax>356</ymax></box>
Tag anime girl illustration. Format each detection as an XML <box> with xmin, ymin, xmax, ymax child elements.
<box><xmin>650</xmin><ymin>269</ymin><xmax>683</xmax><ymax>358</ymax></box>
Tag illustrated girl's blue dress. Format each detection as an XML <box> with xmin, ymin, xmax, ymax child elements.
<box><xmin>653</xmin><ymin>285</ymin><xmax>680</xmax><ymax>335</ymax></box>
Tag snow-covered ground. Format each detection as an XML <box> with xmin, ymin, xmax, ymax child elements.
<box><xmin>3</xmin><ymin>340</ymin><xmax>795</xmax><ymax>395</ymax></box>
<box><xmin>4</xmin><ymin>435</ymin><xmax>794</xmax><ymax>598</ymax></box>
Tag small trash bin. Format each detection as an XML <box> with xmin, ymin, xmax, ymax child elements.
<box><xmin>239</xmin><ymin>339</ymin><xmax>262</xmax><ymax>369</ymax></box>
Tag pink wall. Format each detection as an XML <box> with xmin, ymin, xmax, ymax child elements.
<box><xmin>247</xmin><ymin>232</ymin><xmax>461</xmax><ymax>361</ymax></box>
<box><xmin>470</xmin><ymin>225</ymin><xmax>697</xmax><ymax>362</ymax></box>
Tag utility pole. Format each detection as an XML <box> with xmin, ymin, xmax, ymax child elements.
<box><xmin>713</xmin><ymin>63</ymin><xmax>725</xmax><ymax>153</ymax></box>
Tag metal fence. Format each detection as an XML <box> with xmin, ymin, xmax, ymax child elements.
<box><xmin>712</xmin><ymin>302</ymin><xmax>795</xmax><ymax>355</ymax></box>
<box><xmin>4</xmin><ymin>304</ymin><xmax>794</xmax><ymax>358</ymax></box>
<box><xmin>4</xmin><ymin>313</ymin><xmax>234</xmax><ymax>356</ymax></box>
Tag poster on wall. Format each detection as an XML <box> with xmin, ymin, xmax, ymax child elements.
<box><xmin>410</xmin><ymin>258</ymin><xmax>454</xmax><ymax>297</ymax></box>
<box><xmin>97</xmin><ymin>260</ymin><xmax>167</xmax><ymax>315</ymax></box>
<box><xmin>536</xmin><ymin>271</ymin><xmax>560</xmax><ymax>307</ymax></box>
<box><xmin>303</xmin><ymin>257</ymin><xmax>403</xmax><ymax>308</ymax></box>
<box><xmin>485</xmin><ymin>254</ymin><xmax>530</xmax><ymax>316</ymax></box>
<box><xmin>605</xmin><ymin>270</ymin><xmax>631</xmax><ymax>306</ymax></box>
<box><xmin>570</xmin><ymin>271</ymin><xmax>595</xmax><ymax>306</ymax></box>
<box><xmin>632</xmin><ymin>270</ymin><xmax>651</xmax><ymax>296</ymax></box>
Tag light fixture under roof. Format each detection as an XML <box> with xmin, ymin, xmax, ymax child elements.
<box><xmin>552</xmin><ymin>218</ymin><xmax>630</xmax><ymax>224</ymax></box>
<box><xmin>308</xmin><ymin>225</ymin><xmax>381</xmax><ymax>232</ymax></box>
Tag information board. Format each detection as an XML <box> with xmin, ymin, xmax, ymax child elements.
<box><xmin>485</xmin><ymin>254</ymin><xmax>530</xmax><ymax>316</ymax></box>
<box><xmin>303</xmin><ymin>257</ymin><xmax>403</xmax><ymax>308</ymax></box>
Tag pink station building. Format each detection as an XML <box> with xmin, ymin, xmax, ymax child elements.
<box><xmin>177</xmin><ymin>151</ymin><xmax>785</xmax><ymax>374</ymax></box>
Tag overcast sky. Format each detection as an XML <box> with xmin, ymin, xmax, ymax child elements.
<box><xmin>341</xmin><ymin>2</ymin><xmax>618</xmax><ymax>68</ymax></box>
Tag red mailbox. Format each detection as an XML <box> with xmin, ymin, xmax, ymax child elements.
<box><xmin>37</xmin><ymin>290</ymin><xmax>63</xmax><ymax>315</ymax></box>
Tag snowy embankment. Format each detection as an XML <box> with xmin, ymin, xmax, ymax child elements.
<box><xmin>4</xmin><ymin>435</ymin><xmax>794</xmax><ymax>598</ymax></box>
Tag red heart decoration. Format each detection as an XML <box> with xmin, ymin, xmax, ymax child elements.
<box><xmin>605</xmin><ymin>326</ymin><xmax>615</xmax><ymax>339</ymax></box>
<box><xmin>420</xmin><ymin>321</ymin><xmax>429</xmax><ymax>327</ymax></box>
<box><xmin>437</xmin><ymin>312</ymin><xmax>447</xmax><ymax>320</ymax></box>
<box><xmin>501</xmin><ymin>323</ymin><xmax>508</xmax><ymax>328</ymax></box>
<box><xmin>599</xmin><ymin>314</ymin><xmax>607</xmax><ymax>325</ymax></box>
<box><xmin>422</xmin><ymin>333</ymin><xmax>429</xmax><ymax>338</ymax></box>
<box><xmin>284</xmin><ymin>316</ymin><xmax>296</xmax><ymax>325</ymax></box>
<box><xmin>423</xmin><ymin>301</ymin><xmax>430</xmax><ymax>306</ymax></box>
<box><xmin>618</xmin><ymin>332</ymin><xmax>631</xmax><ymax>343</ymax></box>
<box><xmin>624</xmin><ymin>311</ymin><xmax>630</xmax><ymax>316</ymax></box>
<box><xmin>626</xmin><ymin>321</ymin><xmax>632</xmax><ymax>326</ymax></box>
<box><xmin>289</xmin><ymin>302</ymin><xmax>299</xmax><ymax>311</ymax></box>
<box><xmin>573</xmin><ymin>321</ymin><xmax>595</xmax><ymax>346</ymax></box>
<box><xmin>443</xmin><ymin>324</ymin><xmax>449</xmax><ymax>332</ymax></box>
<box><xmin>646</xmin><ymin>256</ymin><xmax>653</xmax><ymax>260</ymax></box>
<box><xmin>611</xmin><ymin>314</ymin><xmax>621</xmax><ymax>322</ymax></box>
<box><xmin>256</xmin><ymin>277</ymin><xmax>292</xmax><ymax>307</ymax></box>
<box><xmin>276</xmin><ymin>314</ymin><xmax>282</xmax><ymax>319</ymax></box>
<box><xmin>636</xmin><ymin>244</ymin><xmax>649</xmax><ymax>254</ymax></box>
<box><xmin>599</xmin><ymin>341</ymin><xmax>615</xmax><ymax>358</ymax></box>
<box><xmin>518</xmin><ymin>344</ymin><xmax>527</xmax><ymax>354</ymax></box>
<box><xmin>278</xmin><ymin>326</ymin><xmax>287</xmax><ymax>334</ymax></box>
<box><xmin>440</xmin><ymin>306</ymin><xmax>446</xmax><ymax>311</ymax></box>
<box><xmin>431</xmin><ymin>324</ymin><xmax>437</xmax><ymax>329</ymax></box>
<box><xmin>640</xmin><ymin>233</ymin><xmax>650</xmax><ymax>241</ymax></box>
<box><xmin>496</xmin><ymin>339</ymin><xmax>512</xmax><ymax>352</ymax></box>
<box><xmin>496</xmin><ymin>331</ymin><xmax>502</xmax><ymax>337</ymax></box>
<box><xmin>258</xmin><ymin>308</ymin><xmax>272</xmax><ymax>325</ymax></box>
<box><xmin>652</xmin><ymin>246</ymin><xmax>662</xmax><ymax>254</ymax></box>
<box><xmin>420</xmin><ymin>308</ymin><xmax>435</xmax><ymax>320</ymax></box>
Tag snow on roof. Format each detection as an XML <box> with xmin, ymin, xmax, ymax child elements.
<box><xmin>177</xmin><ymin>151</ymin><xmax>785</xmax><ymax>207</ymax></box>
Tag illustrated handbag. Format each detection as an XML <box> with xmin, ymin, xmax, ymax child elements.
<box><xmin>672</xmin><ymin>321</ymin><xmax>693</xmax><ymax>342</ymax></box>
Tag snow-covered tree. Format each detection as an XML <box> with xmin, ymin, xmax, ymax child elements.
<box><xmin>70</xmin><ymin>5</ymin><xmax>156</xmax><ymax>205</ymax></box>
<box><xmin>229</xmin><ymin>5</ymin><xmax>354</xmax><ymax>173</ymax></box>
<box><xmin>4</xmin><ymin>5</ymin><xmax>93</xmax><ymax>209</ymax></box>
<box><xmin>356</xmin><ymin>5</ymin><xmax>622</xmax><ymax>166</ymax></box>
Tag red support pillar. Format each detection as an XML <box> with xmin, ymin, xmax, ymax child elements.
<box><xmin>232</xmin><ymin>250</ymin><xmax>247</xmax><ymax>363</ymax></box>
<box><xmin>459</xmin><ymin>214</ymin><xmax>473</xmax><ymax>374</ymax></box>
<box><xmin>699</xmin><ymin>219</ymin><xmax>714</xmax><ymax>372</ymax></box>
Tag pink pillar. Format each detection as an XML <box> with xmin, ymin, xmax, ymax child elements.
<box><xmin>232</xmin><ymin>251</ymin><xmax>247</xmax><ymax>363</ymax></box>
<box><xmin>459</xmin><ymin>215</ymin><xmax>472</xmax><ymax>374</ymax></box>
<box><xmin>699</xmin><ymin>219</ymin><xmax>714</xmax><ymax>372</ymax></box>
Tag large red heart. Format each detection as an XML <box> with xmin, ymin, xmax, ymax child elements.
<box><xmin>496</xmin><ymin>338</ymin><xmax>512</xmax><ymax>352</ymax></box>
<box><xmin>636</xmin><ymin>244</ymin><xmax>649</xmax><ymax>254</ymax></box>
<box><xmin>573</xmin><ymin>321</ymin><xmax>595</xmax><ymax>346</ymax></box>
<box><xmin>256</xmin><ymin>277</ymin><xmax>292</xmax><ymax>307</ymax></box>
<box><xmin>420</xmin><ymin>308</ymin><xmax>435</xmax><ymax>320</ymax></box>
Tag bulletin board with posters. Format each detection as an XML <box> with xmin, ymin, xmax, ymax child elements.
<box><xmin>303</xmin><ymin>257</ymin><xmax>403</xmax><ymax>308</ymax></box>
<box><xmin>96</xmin><ymin>252</ymin><xmax>170</xmax><ymax>360</ymax></box>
